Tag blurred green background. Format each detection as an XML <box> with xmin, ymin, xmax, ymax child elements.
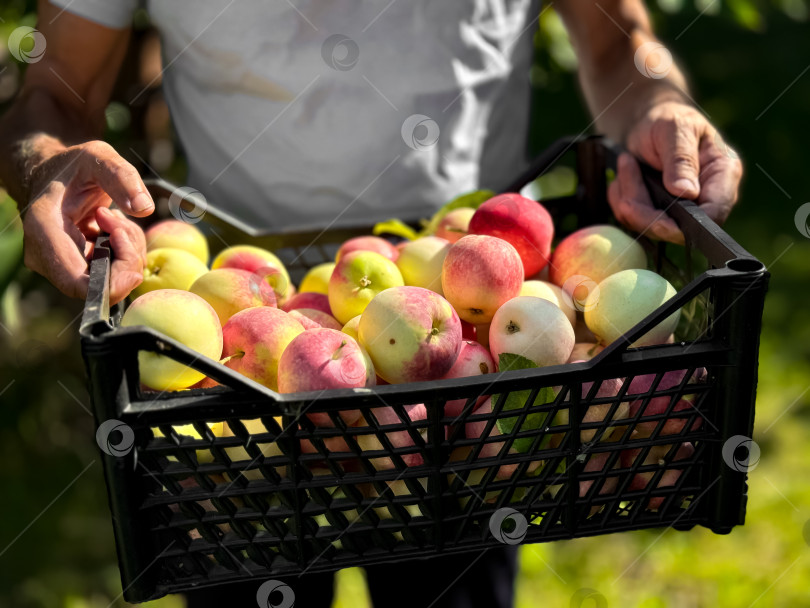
<box><xmin>1</xmin><ymin>0</ymin><xmax>809</xmax><ymax>606</ymax></box>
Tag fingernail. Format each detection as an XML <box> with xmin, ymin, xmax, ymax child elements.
<box><xmin>674</xmin><ymin>178</ymin><xmax>699</xmax><ymax>195</ymax></box>
<box><xmin>132</xmin><ymin>192</ymin><xmax>154</xmax><ymax>213</ymax></box>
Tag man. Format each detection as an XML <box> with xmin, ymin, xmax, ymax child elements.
<box><xmin>0</xmin><ymin>1</ymin><xmax>741</xmax><ymax>606</ymax></box>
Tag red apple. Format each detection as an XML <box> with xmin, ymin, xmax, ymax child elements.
<box><xmin>468</xmin><ymin>193</ymin><xmax>554</xmax><ymax>278</ymax></box>
<box><xmin>461</xmin><ymin>320</ymin><xmax>476</xmax><ymax>340</ymax></box>
<box><xmin>289</xmin><ymin>308</ymin><xmax>342</xmax><ymax>330</ymax></box>
<box><xmin>622</xmin><ymin>442</ymin><xmax>695</xmax><ymax>510</ymax></box>
<box><xmin>441</xmin><ymin>235</ymin><xmax>523</xmax><ymax>325</ymax></box>
<box><xmin>336</xmin><ymin>236</ymin><xmax>399</xmax><ymax>263</ymax></box>
<box><xmin>358</xmin><ymin>286</ymin><xmax>462</xmax><ymax>384</ymax></box>
<box><xmin>549</xmin><ymin>224</ymin><xmax>647</xmax><ymax>294</ymax></box>
<box><xmin>626</xmin><ymin>369</ymin><xmax>705</xmax><ymax>438</ymax></box>
<box><xmin>282</xmin><ymin>291</ymin><xmax>332</xmax><ymax>315</ymax></box>
<box><xmin>355</xmin><ymin>404</ymin><xmax>428</xmax><ymax>470</ymax></box>
<box><xmin>555</xmin><ymin>367</ymin><xmax>628</xmax><ymax>443</ymax></box>
<box><xmin>580</xmin><ymin>451</ymin><xmax>620</xmax><ymax>517</ymax></box>
<box><xmin>440</xmin><ymin>340</ymin><xmax>495</xmax><ymax>418</ymax></box>
<box><xmin>221</xmin><ymin>307</ymin><xmax>304</xmax><ymax>391</ymax></box>
<box><xmin>211</xmin><ymin>245</ymin><xmax>292</xmax><ymax>303</ymax></box>
<box><xmin>278</xmin><ymin>328</ymin><xmax>373</xmax><ymax>425</ymax></box>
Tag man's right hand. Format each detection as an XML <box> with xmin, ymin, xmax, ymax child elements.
<box><xmin>22</xmin><ymin>139</ymin><xmax>154</xmax><ymax>304</ymax></box>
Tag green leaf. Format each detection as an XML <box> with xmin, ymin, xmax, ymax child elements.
<box><xmin>492</xmin><ymin>353</ymin><xmax>557</xmax><ymax>453</ymax></box>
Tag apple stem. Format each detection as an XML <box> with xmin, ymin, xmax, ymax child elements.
<box><xmin>359</xmin><ymin>276</ymin><xmax>371</xmax><ymax>287</ymax></box>
<box><xmin>219</xmin><ymin>351</ymin><xmax>244</xmax><ymax>365</ymax></box>
<box><xmin>332</xmin><ymin>341</ymin><xmax>347</xmax><ymax>360</ymax></box>
<box><xmin>507</xmin><ymin>320</ymin><xmax>520</xmax><ymax>334</ymax></box>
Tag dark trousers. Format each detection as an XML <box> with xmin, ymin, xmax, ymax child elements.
<box><xmin>183</xmin><ymin>546</ymin><xmax>518</xmax><ymax>608</ymax></box>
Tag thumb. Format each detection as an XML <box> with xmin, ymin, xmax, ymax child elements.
<box><xmin>658</xmin><ymin>123</ymin><xmax>701</xmax><ymax>200</ymax></box>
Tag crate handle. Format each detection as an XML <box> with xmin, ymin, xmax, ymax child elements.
<box><xmin>79</xmin><ymin>236</ymin><xmax>114</xmax><ymax>337</ymax></box>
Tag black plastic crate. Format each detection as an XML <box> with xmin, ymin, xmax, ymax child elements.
<box><xmin>80</xmin><ymin>136</ymin><xmax>769</xmax><ymax>603</ymax></box>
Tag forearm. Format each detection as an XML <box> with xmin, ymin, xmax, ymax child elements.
<box><xmin>0</xmin><ymin>87</ymin><xmax>102</xmax><ymax>207</ymax></box>
<box><xmin>557</xmin><ymin>0</ymin><xmax>693</xmax><ymax>143</ymax></box>
<box><xmin>579</xmin><ymin>37</ymin><xmax>691</xmax><ymax>142</ymax></box>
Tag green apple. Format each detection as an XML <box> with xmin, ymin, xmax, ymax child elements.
<box><xmin>328</xmin><ymin>250</ymin><xmax>404</xmax><ymax>324</ymax></box>
<box><xmin>131</xmin><ymin>248</ymin><xmax>209</xmax><ymax>299</ymax></box>
<box><xmin>122</xmin><ymin>289</ymin><xmax>223</xmax><ymax>390</ymax></box>
<box><xmin>584</xmin><ymin>269</ymin><xmax>679</xmax><ymax>347</ymax></box>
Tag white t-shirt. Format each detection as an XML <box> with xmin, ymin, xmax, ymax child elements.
<box><xmin>51</xmin><ymin>0</ymin><xmax>539</xmax><ymax>231</ymax></box>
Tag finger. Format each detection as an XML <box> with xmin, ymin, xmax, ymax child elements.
<box><xmin>76</xmin><ymin>141</ymin><xmax>154</xmax><ymax>217</ymax></box>
<box><xmin>96</xmin><ymin>206</ymin><xmax>148</xmax><ymax>265</ymax></box>
<box><xmin>694</xmin><ymin>138</ymin><xmax>743</xmax><ymax>225</ymax></box>
<box><xmin>656</xmin><ymin>118</ymin><xmax>702</xmax><ymax>200</ymax></box>
<box><xmin>23</xmin><ymin>205</ymin><xmax>90</xmax><ymax>300</ymax></box>
<box><xmin>609</xmin><ymin>154</ymin><xmax>685</xmax><ymax>245</ymax></box>
<box><xmin>106</xmin><ymin>225</ymin><xmax>144</xmax><ymax>305</ymax></box>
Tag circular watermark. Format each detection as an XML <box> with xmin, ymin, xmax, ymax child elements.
<box><xmin>256</xmin><ymin>579</ymin><xmax>295</xmax><ymax>608</ymax></box>
<box><xmin>570</xmin><ymin>588</ymin><xmax>608</xmax><ymax>608</ymax></box>
<box><xmin>713</xmin><ymin>130</ymin><xmax>740</xmax><ymax>160</ymax></box>
<box><xmin>96</xmin><ymin>419</ymin><xmax>135</xmax><ymax>457</ymax></box>
<box><xmin>721</xmin><ymin>435</ymin><xmax>760</xmax><ymax>473</ymax></box>
<box><xmin>321</xmin><ymin>34</ymin><xmax>359</xmax><ymax>71</ymax></box>
<box><xmin>402</xmin><ymin>114</ymin><xmax>440</xmax><ymax>151</ymax></box>
<box><xmin>560</xmin><ymin>274</ymin><xmax>600</xmax><ymax>312</ymax></box>
<box><xmin>168</xmin><ymin>186</ymin><xmax>207</xmax><ymax>224</ymax></box>
<box><xmin>249</xmin><ymin>265</ymin><xmax>290</xmax><ymax>303</ymax></box>
<box><xmin>793</xmin><ymin>202</ymin><xmax>810</xmax><ymax>238</ymax></box>
<box><xmin>633</xmin><ymin>41</ymin><xmax>673</xmax><ymax>79</ymax></box>
<box><xmin>489</xmin><ymin>507</ymin><xmax>528</xmax><ymax>545</ymax></box>
<box><xmin>335</xmin><ymin>340</ymin><xmax>369</xmax><ymax>385</ymax></box>
<box><xmin>8</xmin><ymin>26</ymin><xmax>47</xmax><ymax>64</ymax></box>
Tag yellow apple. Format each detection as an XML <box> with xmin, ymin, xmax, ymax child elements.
<box><xmin>145</xmin><ymin>219</ymin><xmax>210</xmax><ymax>264</ymax></box>
<box><xmin>341</xmin><ymin>315</ymin><xmax>361</xmax><ymax>341</ymax></box>
<box><xmin>122</xmin><ymin>289</ymin><xmax>223</xmax><ymax>391</ymax></box>
<box><xmin>395</xmin><ymin>236</ymin><xmax>452</xmax><ymax>296</ymax></box>
<box><xmin>189</xmin><ymin>268</ymin><xmax>277</xmax><ymax>325</ymax></box>
<box><xmin>152</xmin><ymin>421</ymin><xmax>226</xmax><ymax>464</ymax></box>
<box><xmin>131</xmin><ymin>248</ymin><xmax>209</xmax><ymax>299</ymax></box>
<box><xmin>299</xmin><ymin>262</ymin><xmax>336</xmax><ymax>294</ymax></box>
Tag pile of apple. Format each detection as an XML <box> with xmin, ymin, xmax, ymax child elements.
<box><xmin>125</xmin><ymin>191</ymin><xmax>703</xmax><ymax>514</ymax></box>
